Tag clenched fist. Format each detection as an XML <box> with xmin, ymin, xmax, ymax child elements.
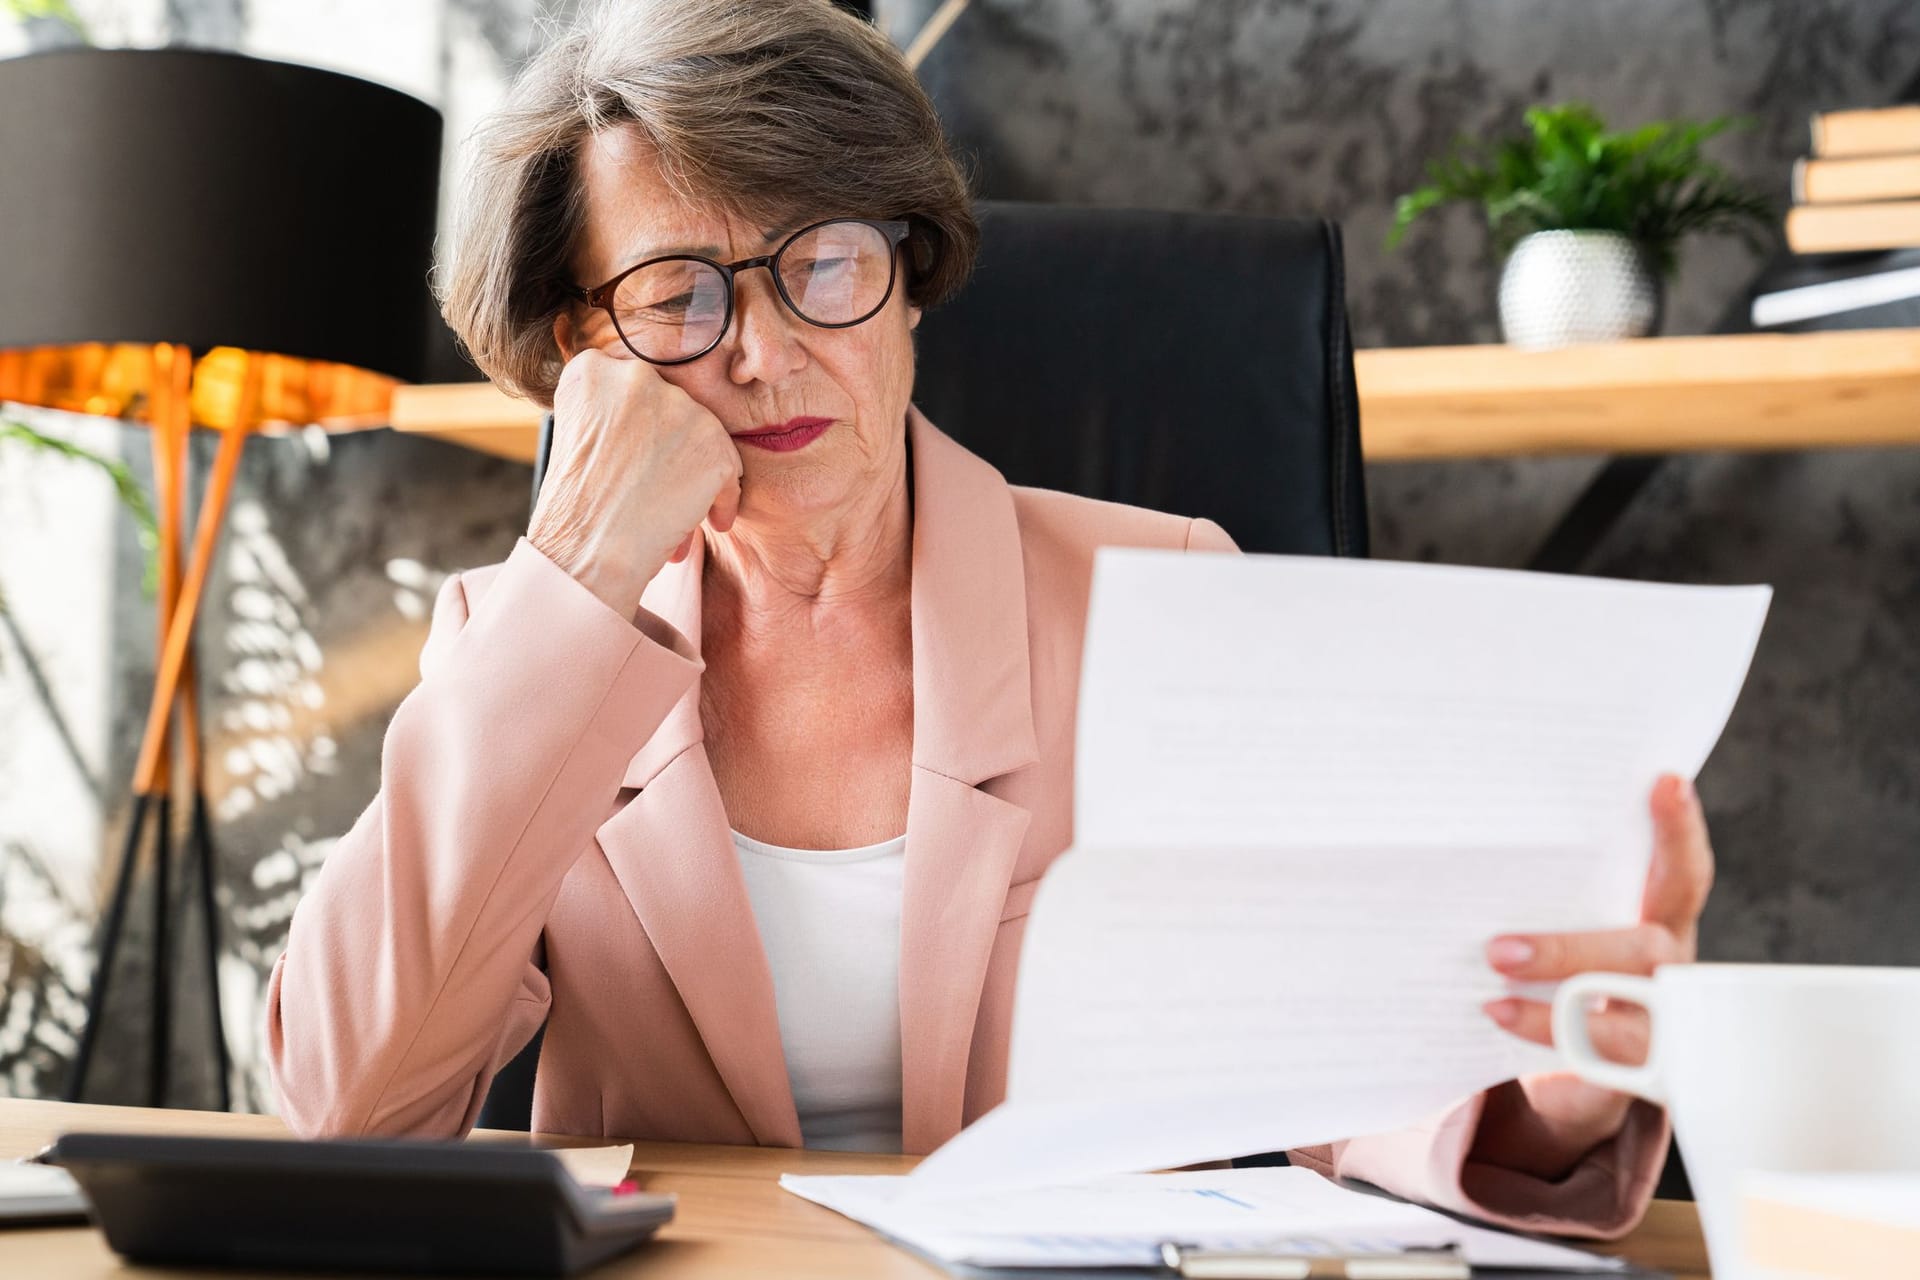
<box><xmin>529</xmin><ymin>347</ymin><xmax>743</xmax><ymax>614</ymax></box>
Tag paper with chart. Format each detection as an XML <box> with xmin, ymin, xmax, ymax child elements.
<box><xmin>784</xmin><ymin>1165</ymin><xmax>1624</xmax><ymax>1270</ymax></box>
<box><xmin>906</xmin><ymin>550</ymin><xmax>1770</xmax><ymax>1200</ymax></box>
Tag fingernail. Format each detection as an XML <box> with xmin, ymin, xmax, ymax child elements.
<box><xmin>1484</xmin><ymin>1000</ymin><xmax>1518</xmax><ymax>1027</ymax></box>
<box><xmin>1487</xmin><ymin>937</ymin><xmax>1535</xmax><ymax>969</ymax></box>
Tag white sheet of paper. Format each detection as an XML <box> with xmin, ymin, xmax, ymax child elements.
<box><xmin>908</xmin><ymin>550</ymin><xmax>1770</xmax><ymax>1200</ymax></box>
<box><xmin>547</xmin><ymin>1143</ymin><xmax>634</xmax><ymax>1187</ymax></box>
<box><xmin>0</xmin><ymin>1160</ymin><xmax>86</xmax><ymax>1218</ymax></box>
<box><xmin>784</xmin><ymin>1166</ymin><xmax>1625</xmax><ymax>1270</ymax></box>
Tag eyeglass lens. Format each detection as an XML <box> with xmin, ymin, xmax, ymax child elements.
<box><xmin>609</xmin><ymin>220</ymin><xmax>896</xmax><ymax>362</ymax></box>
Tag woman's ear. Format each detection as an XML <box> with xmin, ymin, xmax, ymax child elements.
<box><xmin>908</xmin><ymin>304</ymin><xmax>922</xmax><ymax>332</ymax></box>
<box><xmin>552</xmin><ymin>310</ymin><xmax>580</xmax><ymax>360</ymax></box>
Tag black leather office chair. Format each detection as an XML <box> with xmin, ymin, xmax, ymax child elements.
<box><xmin>482</xmin><ymin>201</ymin><xmax>1368</xmax><ymax>1131</ymax></box>
<box><xmin>912</xmin><ymin>202</ymin><xmax>1366</xmax><ymax>555</ymax></box>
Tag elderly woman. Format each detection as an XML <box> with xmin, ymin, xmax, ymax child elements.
<box><xmin>267</xmin><ymin>0</ymin><xmax>1711</xmax><ymax>1240</ymax></box>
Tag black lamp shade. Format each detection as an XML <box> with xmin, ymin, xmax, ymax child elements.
<box><xmin>0</xmin><ymin>47</ymin><xmax>442</xmax><ymax>384</ymax></box>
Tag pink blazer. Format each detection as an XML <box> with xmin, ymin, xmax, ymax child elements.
<box><xmin>267</xmin><ymin>407</ymin><xmax>1668</xmax><ymax>1238</ymax></box>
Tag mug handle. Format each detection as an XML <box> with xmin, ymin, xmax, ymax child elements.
<box><xmin>1550</xmin><ymin>972</ymin><xmax>1664</xmax><ymax>1102</ymax></box>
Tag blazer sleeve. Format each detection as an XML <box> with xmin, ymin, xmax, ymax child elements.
<box><xmin>1288</xmin><ymin>1095</ymin><xmax>1670</xmax><ymax>1240</ymax></box>
<box><xmin>1180</xmin><ymin>512</ymin><xmax>1669</xmax><ymax>1237</ymax></box>
<box><xmin>265</xmin><ymin>538</ymin><xmax>701</xmax><ymax>1138</ymax></box>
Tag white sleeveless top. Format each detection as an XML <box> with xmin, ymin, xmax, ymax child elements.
<box><xmin>730</xmin><ymin>828</ymin><xmax>907</xmax><ymax>1153</ymax></box>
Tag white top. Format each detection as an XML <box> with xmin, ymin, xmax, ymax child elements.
<box><xmin>731</xmin><ymin>827</ymin><xmax>907</xmax><ymax>1153</ymax></box>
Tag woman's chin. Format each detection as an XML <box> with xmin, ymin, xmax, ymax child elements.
<box><xmin>731</xmin><ymin>465</ymin><xmax>857</xmax><ymax>527</ymax></box>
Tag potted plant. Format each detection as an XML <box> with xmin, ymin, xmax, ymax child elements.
<box><xmin>1389</xmin><ymin>102</ymin><xmax>1775</xmax><ymax>349</ymax></box>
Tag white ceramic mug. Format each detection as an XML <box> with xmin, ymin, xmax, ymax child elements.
<box><xmin>1552</xmin><ymin>964</ymin><xmax>1920</xmax><ymax>1280</ymax></box>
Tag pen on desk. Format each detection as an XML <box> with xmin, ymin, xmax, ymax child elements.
<box><xmin>1160</xmin><ymin>1241</ymin><xmax>1471</xmax><ymax>1280</ymax></box>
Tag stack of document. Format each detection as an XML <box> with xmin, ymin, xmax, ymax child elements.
<box><xmin>0</xmin><ymin>1160</ymin><xmax>87</xmax><ymax>1225</ymax></box>
<box><xmin>784</xmin><ymin>1166</ymin><xmax>1626</xmax><ymax>1271</ymax></box>
<box><xmin>912</xmin><ymin>551</ymin><xmax>1770</xmax><ymax>1198</ymax></box>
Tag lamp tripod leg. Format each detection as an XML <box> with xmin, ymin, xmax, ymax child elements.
<box><xmin>69</xmin><ymin>346</ymin><xmax>255</xmax><ymax>1109</ymax></box>
<box><xmin>64</xmin><ymin>793</ymin><xmax>153</xmax><ymax>1102</ymax></box>
<box><xmin>149</xmin><ymin>792</ymin><xmax>172</xmax><ymax>1108</ymax></box>
<box><xmin>175</xmin><ymin>569</ymin><xmax>227</xmax><ymax>1110</ymax></box>
<box><xmin>69</xmin><ymin>345</ymin><xmax>218</xmax><ymax>1108</ymax></box>
<box><xmin>127</xmin><ymin>409</ymin><xmax>251</xmax><ymax>1110</ymax></box>
<box><xmin>187</xmin><ymin>785</ymin><xmax>231</xmax><ymax>1111</ymax></box>
<box><xmin>176</xmin><ymin>634</ymin><xmax>230</xmax><ymax>1110</ymax></box>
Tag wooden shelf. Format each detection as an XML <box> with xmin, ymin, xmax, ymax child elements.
<box><xmin>1356</xmin><ymin>328</ymin><xmax>1920</xmax><ymax>459</ymax></box>
<box><xmin>388</xmin><ymin>381</ymin><xmax>547</xmax><ymax>463</ymax></box>
<box><xmin>387</xmin><ymin>328</ymin><xmax>1920</xmax><ymax>464</ymax></box>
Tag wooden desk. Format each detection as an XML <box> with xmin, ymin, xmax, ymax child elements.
<box><xmin>0</xmin><ymin>1098</ymin><xmax>1707</xmax><ymax>1278</ymax></box>
<box><xmin>387</xmin><ymin>328</ymin><xmax>1920</xmax><ymax>465</ymax></box>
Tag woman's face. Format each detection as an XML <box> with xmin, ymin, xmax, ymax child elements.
<box><xmin>555</xmin><ymin>127</ymin><xmax>921</xmax><ymax>528</ymax></box>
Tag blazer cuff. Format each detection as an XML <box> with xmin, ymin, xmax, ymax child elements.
<box><xmin>1308</xmin><ymin>1090</ymin><xmax>1670</xmax><ymax>1240</ymax></box>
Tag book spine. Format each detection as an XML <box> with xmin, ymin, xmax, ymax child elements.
<box><xmin>1798</xmin><ymin>154</ymin><xmax>1920</xmax><ymax>204</ymax></box>
<box><xmin>1786</xmin><ymin>201</ymin><xmax>1920</xmax><ymax>253</ymax></box>
<box><xmin>1811</xmin><ymin>104</ymin><xmax>1920</xmax><ymax>158</ymax></box>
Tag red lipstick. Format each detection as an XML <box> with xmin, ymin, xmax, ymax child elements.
<box><xmin>733</xmin><ymin>416</ymin><xmax>831</xmax><ymax>452</ymax></box>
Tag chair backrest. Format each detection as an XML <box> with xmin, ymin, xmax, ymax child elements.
<box><xmin>911</xmin><ymin>201</ymin><xmax>1367</xmax><ymax>555</ymax></box>
<box><xmin>496</xmin><ymin>202</ymin><xmax>1368</xmax><ymax>1131</ymax></box>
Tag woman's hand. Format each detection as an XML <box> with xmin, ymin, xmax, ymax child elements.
<box><xmin>1471</xmin><ymin>773</ymin><xmax>1713</xmax><ymax>1177</ymax></box>
<box><xmin>529</xmin><ymin>347</ymin><xmax>744</xmax><ymax>614</ymax></box>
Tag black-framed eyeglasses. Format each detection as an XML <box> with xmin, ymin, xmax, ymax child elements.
<box><xmin>572</xmin><ymin>217</ymin><xmax>912</xmax><ymax>366</ymax></box>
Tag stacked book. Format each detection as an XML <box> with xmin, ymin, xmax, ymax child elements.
<box><xmin>1788</xmin><ymin>105</ymin><xmax>1920</xmax><ymax>254</ymax></box>
<box><xmin>1754</xmin><ymin>105</ymin><xmax>1920</xmax><ymax>330</ymax></box>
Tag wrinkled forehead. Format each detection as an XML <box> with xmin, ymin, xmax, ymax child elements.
<box><xmin>570</xmin><ymin>125</ymin><xmax>805</xmax><ymax>286</ymax></box>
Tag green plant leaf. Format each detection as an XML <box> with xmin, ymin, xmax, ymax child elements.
<box><xmin>0</xmin><ymin>418</ymin><xmax>160</xmax><ymax>598</ymax></box>
<box><xmin>1385</xmin><ymin>100</ymin><xmax>1773</xmax><ymax>276</ymax></box>
<box><xmin>2</xmin><ymin>0</ymin><xmax>90</xmax><ymax>40</ymax></box>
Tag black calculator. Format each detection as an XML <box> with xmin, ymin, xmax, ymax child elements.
<box><xmin>49</xmin><ymin>1130</ymin><xmax>675</xmax><ymax>1275</ymax></box>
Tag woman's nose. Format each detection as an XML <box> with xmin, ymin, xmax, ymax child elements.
<box><xmin>725</xmin><ymin>270</ymin><xmax>806</xmax><ymax>383</ymax></box>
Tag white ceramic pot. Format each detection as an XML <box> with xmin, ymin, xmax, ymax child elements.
<box><xmin>1497</xmin><ymin>230</ymin><xmax>1664</xmax><ymax>349</ymax></box>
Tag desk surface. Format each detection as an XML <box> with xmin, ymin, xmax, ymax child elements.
<box><xmin>0</xmin><ymin>1097</ymin><xmax>1709</xmax><ymax>1278</ymax></box>
<box><xmin>387</xmin><ymin>327</ymin><xmax>1920</xmax><ymax>465</ymax></box>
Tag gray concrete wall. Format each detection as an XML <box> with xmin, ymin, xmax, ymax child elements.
<box><xmin>1</xmin><ymin>0</ymin><xmax>1914</xmax><ymax>1110</ymax></box>
<box><xmin>891</xmin><ymin>0</ymin><xmax>1920</xmax><ymax>970</ymax></box>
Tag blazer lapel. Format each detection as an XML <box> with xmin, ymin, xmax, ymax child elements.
<box><xmin>594</xmin><ymin>536</ymin><xmax>802</xmax><ymax>1148</ymax></box>
<box><xmin>898</xmin><ymin>407</ymin><xmax>1040</xmax><ymax>1154</ymax></box>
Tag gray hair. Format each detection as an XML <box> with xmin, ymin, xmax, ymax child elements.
<box><xmin>436</xmin><ymin>0</ymin><xmax>979</xmax><ymax>407</ymax></box>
